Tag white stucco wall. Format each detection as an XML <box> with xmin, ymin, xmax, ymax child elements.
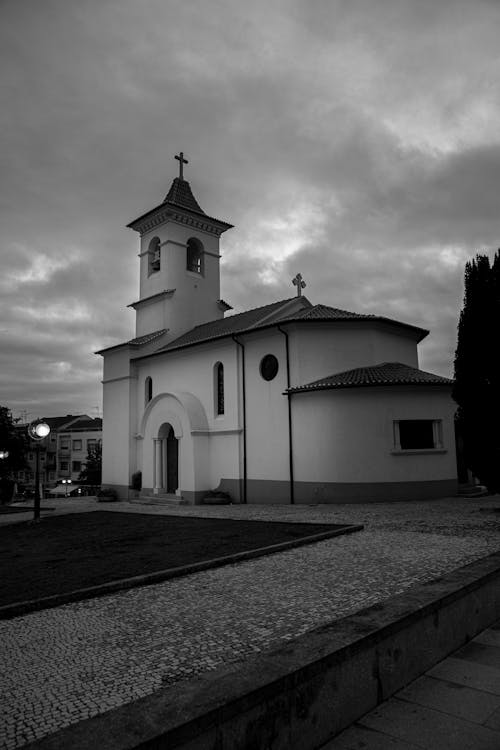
<box><xmin>243</xmin><ymin>330</ymin><xmax>290</xmax><ymax>483</ymax></box>
<box><xmin>289</xmin><ymin>323</ymin><xmax>420</xmax><ymax>388</ymax></box>
<box><xmin>136</xmin><ymin>338</ymin><xmax>242</xmax><ymax>493</ymax></box>
<box><xmin>291</xmin><ymin>387</ymin><xmax>457</xmax><ymax>485</ymax></box>
<box><xmin>135</xmin><ymin>222</ymin><xmax>224</xmax><ymax>338</ymax></box>
<box><xmin>101</xmin><ymin>376</ymin><xmax>136</xmax><ymax>487</ymax></box>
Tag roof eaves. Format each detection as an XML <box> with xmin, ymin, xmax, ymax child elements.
<box><xmin>127</xmin><ymin>290</ymin><xmax>176</xmax><ymax>310</ymax></box>
<box><xmin>127</xmin><ymin>202</ymin><xmax>233</xmax><ymax>232</ymax></box>
<box><xmin>278</xmin><ymin>311</ymin><xmax>428</xmax><ymax>341</ymax></box>
<box><xmin>286</xmin><ymin>380</ymin><xmax>452</xmax><ymax>394</ymax></box>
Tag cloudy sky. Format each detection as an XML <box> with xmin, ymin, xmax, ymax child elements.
<box><xmin>1</xmin><ymin>0</ymin><xmax>500</xmax><ymax>419</ymax></box>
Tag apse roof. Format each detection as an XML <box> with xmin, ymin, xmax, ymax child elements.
<box><xmin>286</xmin><ymin>362</ymin><xmax>452</xmax><ymax>394</ymax></box>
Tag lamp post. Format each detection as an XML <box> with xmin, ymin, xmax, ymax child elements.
<box><xmin>61</xmin><ymin>478</ymin><xmax>72</xmax><ymax>497</ymax></box>
<box><xmin>27</xmin><ymin>420</ymin><xmax>50</xmax><ymax>521</ymax></box>
<box><xmin>0</xmin><ymin>451</ymin><xmax>9</xmax><ymax>505</ymax></box>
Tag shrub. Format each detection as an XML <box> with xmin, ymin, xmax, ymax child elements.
<box><xmin>130</xmin><ymin>471</ymin><xmax>142</xmax><ymax>491</ymax></box>
<box><xmin>202</xmin><ymin>489</ymin><xmax>231</xmax><ymax>505</ymax></box>
<box><xmin>97</xmin><ymin>487</ymin><xmax>119</xmax><ymax>502</ymax></box>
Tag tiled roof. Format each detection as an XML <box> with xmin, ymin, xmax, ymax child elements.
<box><xmin>280</xmin><ymin>303</ymin><xmax>428</xmax><ymax>339</ymax></box>
<box><xmin>155</xmin><ymin>298</ymin><xmax>310</xmax><ymax>353</ymax></box>
<box><xmin>127</xmin><ymin>180</ymin><xmax>233</xmax><ymax>232</ymax></box>
<box><xmin>42</xmin><ymin>415</ymin><xmax>89</xmax><ymax>430</ymax></box>
<box><xmin>68</xmin><ymin>418</ymin><xmax>102</xmax><ymax>431</ymax></box>
<box><xmin>149</xmin><ymin>298</ymin><xmax>427</xmax><ymax>357</ymax></box>
<box><xmin>287</xmin><ymin>362</ymin><xmax>452</xmax><ymax>393</ymax></box>
<box><xmin>290</xmin><ymin>303</ymin><xmax>375</xmax><ymax>320</ymax></box>
<box><xmin>217</xmin><ymin>298</ymin><xmax>233</xmax><ymax>311</ymax></box>
<box><xmin>163</xmin><ymin>178</ymin><xmax>205</xmax><ymax>214</ymax></box>
<box><xmin>127</xmin><ymin>329</ymin><xmax>168</xmax><ymax>346</ymax></box>
<box><xmin>96</xmin><ymin>329</ymin><xmax>168</xmax><ymax>354</ymax></box>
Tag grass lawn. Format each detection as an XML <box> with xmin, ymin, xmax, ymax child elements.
<box><xmin>0</xmin><ymin>511</ymin><xmax>352</xmax><ymax>607</ymax></box>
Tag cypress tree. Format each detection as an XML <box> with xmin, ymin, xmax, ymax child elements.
<box><xmin>452</xmin><ymin>251</ymin><xmax>500</xmax><ymax>491</ymax></box>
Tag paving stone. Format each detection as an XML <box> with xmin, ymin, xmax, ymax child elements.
<box><xmin>359</xmin><ymin>697</ymin><xmax>500</xmax><ymax>749</ymax></box>
<box><xmin>428</xmin><ymin>657</ymin><xmax>500</xmax><ymax>696</ymax></box>
<box><xmin>474</xmin><ymin>628</ymin><xmax>500</xmax><ymax>648</ymax></box>
<box><xmin>484</xmin><ymin>705</ymin><xmax>500</xmax><ymax>731</ymax></box>
<box><xmin>322</xmin><ymin>724</ymin><xmax>424</xmax><ymax>748</ymax></box>
<box><xmin>395</xmin><ymin>675</ymin><xmax>500</xmax><ymax>724</ymax></box>
<box><xmin>1</xmin><ymin>495</ymin><xmax>500</xmax><ymax>749</ymax></box>
<box><xmin>453</xmin><ymin>641</ymin><xmax>500</xmax><ymax>671</ymax></box>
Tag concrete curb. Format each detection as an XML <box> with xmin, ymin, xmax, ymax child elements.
<box><xmin>25</xmin><ymin>549</ymin><xmax>500</xmax><ymax>750</ymax></box>
<box><xmin>0</xmin><ymin>523</ymin><xmax>363</xmax><ymax>620</ymax></box>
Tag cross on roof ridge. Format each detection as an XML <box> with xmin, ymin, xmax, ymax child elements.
<box><xmin>174</xmin><ymin>151</ymin><xmax>188</xmax><ymax>180</ymax></box>
<box><xmin>292</xmin><ymin>273</ymin><xmax>306</xmax><ymax>297</ymax></box>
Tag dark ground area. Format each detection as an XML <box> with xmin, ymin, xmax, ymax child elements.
<box><xmin>0</xmin><ymin>511</ymin><xmax>351</xmax><ymax>606</ymax></box>
<box><xmin>0</xmin><ymin>506</ymin><xmax>55</xmax><ymax>514</ymax></box>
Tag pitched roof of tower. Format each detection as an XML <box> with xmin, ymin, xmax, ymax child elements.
<box><xmin>163</xmin><ymin>178</ymin><xmax>205</xmax><ymax>214</ymax></box>
<box><xmin>286</xmin><ymin>362</ymin><xmax>452</xmax><ymax>394</ymax></box>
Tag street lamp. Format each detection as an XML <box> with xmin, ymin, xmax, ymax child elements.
<box><xmin>61</xmin><ymin>478</ymin><xmax>72</xmax><ymax>498</ymax></box>
<box><xmin>27</xmin><ymin>420</ymin><xmax>51</xmax><ymax>521</ymax></box>
<box><xmin>0</xmin><ymin>450</ymin><xmax>10</xmax><ymax>505</ymax></box>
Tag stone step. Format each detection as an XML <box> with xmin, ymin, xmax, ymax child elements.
<box><xmin>131</xmin><ymin>494</ymin><xmax>185</xmax><ymax>506</ymax></box>
<box><xmin>457</xmin><ymin>484</ymin><xmax>489</xmax><ymax>497</ymax></box>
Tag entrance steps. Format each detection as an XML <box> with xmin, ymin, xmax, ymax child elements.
<box><xmin>457</xmin><ymin>482</ymin><xmax>489</xmax><ymax>498</ymax></box>
<box><xmin>131</xmin><ymin>493</ymin><xmax>185</xmax><ymax>507</ymax></box>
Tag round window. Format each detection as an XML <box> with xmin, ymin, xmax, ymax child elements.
<box><xmin>260</xmin><ymin>354</ymin><xmax>279</xmax><ymax>381</ymax></box>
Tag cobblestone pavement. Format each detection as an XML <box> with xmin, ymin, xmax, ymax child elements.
<box><xmin>1</xmin><ymin>496</ymin><xmax>499</xmax><ymax>748</ymax></box>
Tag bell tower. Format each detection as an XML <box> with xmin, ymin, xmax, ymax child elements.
<box><xmin>127</xmin><ymin>153</ymin><xmax>233</xmax><ymax>341</ymax></box>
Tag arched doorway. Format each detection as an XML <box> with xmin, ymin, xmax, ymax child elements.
<box><xmin>154</xmin><ymin>423</ymin><xmax>179</xmax><ymax>494</ymax></box>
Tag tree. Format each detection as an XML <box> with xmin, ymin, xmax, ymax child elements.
<box><xmin>78</xmin><ymin>442</ymin><xmax>102</xmax><ymax>485</ymax></box>
<box><xmin>0</xmin><ymin>406</ymin><xmax>27</xmax><ymax>503</ymax></box>
<box><xmin>452</xmin><ymin>251</ymin><xmax>500</xmax><ymax>491</ymax></box>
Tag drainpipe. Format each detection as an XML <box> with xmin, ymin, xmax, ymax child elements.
<box><xmin>232</xmin><ymin>335</ymin><xmax>247</xmax><ymax>504</ymax></box>
<box><xmin>277</xmin><ymin>325</ymin><xmax>294</xmax><ymax>505</ymax></box>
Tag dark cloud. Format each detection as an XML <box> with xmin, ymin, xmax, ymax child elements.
<box><xmin>1</xmin><ymin>0</ymin><xmax>500</xmax><ymax>415</ymax></box>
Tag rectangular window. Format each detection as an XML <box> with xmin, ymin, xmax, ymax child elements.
<box><xmin>393</xmin><ymin>420</ymin><xmax>443</xmax><ymax>451</ymax></box>
<box><xmin>72</xmin><ymin>440</ymin><xmax>82</xmax><ymax>451</ymax></box>
<box><xmin>72</xmin><ymin>461</ymin><xmax>81</xmax><ymax>472</ymax></box>
<box><xmin>87</xmin><ymin>439</ymin><xmax>96</xmax><ymax>449</ymax></box>
<box><xmin>60</xmin><ymin>461</ymin><xmax>69</xmax><ymax>471</ymax></box>
<box><xmin>60</xmin><ymin>438</ymin><xmax>70</xmax><ymax>449</ymax></box>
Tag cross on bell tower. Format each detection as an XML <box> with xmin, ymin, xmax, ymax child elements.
<box><xmin>174</xmin><ymin>151</ymin><xmax>189</xmax><ymax>180</ymax></box>
<box><xmin>292</xmin><ymin>273</ymin><xmax>306</xmax><ymax>297</ymax></box>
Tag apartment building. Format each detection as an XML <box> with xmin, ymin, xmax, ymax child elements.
<box><xmin>14</xmin><ymin>415</ymin><xmax>102</xmax><ymax>488</ymax></box>
<box><xmin>56</xmin><ymin>417</ymin><xmax>102</xmax><ymax>482</ymax></box>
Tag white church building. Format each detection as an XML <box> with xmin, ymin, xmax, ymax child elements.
<box><xmin>98</xmin><ymin>155</ymin><xmax>457</xmax><ymax>504</ymax></box>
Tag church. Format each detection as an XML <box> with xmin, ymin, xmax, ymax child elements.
<box><xmin>98</xmin><ymin>154</ymin><xmax>457</xmax><ymax>504</ymax></box>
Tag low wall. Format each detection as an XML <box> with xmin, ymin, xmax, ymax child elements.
<box><xmin>30</xmin><ymin>550</ymin><xmax>500</xmax><ymax>750</ymax></box>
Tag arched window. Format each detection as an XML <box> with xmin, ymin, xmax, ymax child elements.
<box><xmin>148</xmin><ymin>237</ymin><xmax>161</xmax><ymax>275</ymax></box>
<box><xmin>215</xmin><ymin>362</ymin><xmax>224</xmax><ymax>415</ymax></box>
<box><xmin>186</xmin><ymin>237</ymin><xmax>204</xmax><ymax>275</ymax></box>
<box><xmin>145</xmin><ymin>376</ymin><xmax>153</xmax><ymax>405</ymax></box>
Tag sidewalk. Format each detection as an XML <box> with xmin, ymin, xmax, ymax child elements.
<box><xmin>1</xmin><ymin>495</ymin><xmax>498</xmax><ymax>749</ymax></box>
<box><xmin>323</xmin><ymin>619</ymin><xmax>500</xmax><ymax>749</ymax></box>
